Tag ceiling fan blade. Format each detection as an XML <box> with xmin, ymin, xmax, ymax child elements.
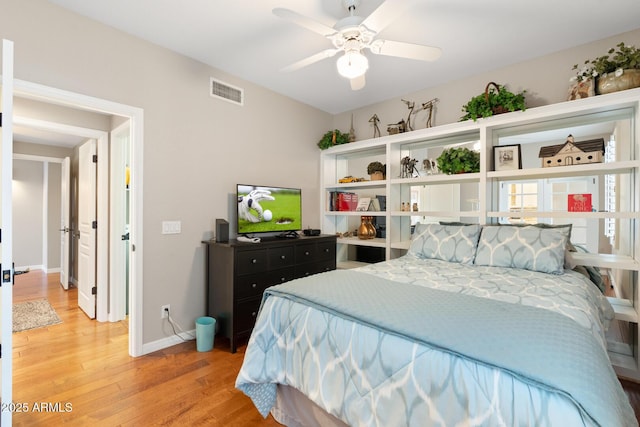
<box><xmin>370</xmin><ymin>39</ymin><xmax>442</xmax><ymax>61</ymax></box>
<box><xmin>350</xmin><ymin>75</ymin><xmax>366</xmax><ymax>91</ymax></box>
<box><xmin>360</xmin><ymin>0</ymin><xmax>415</xmax><ymax>34</ymax></box>
<box><xmin>272</xmin><ymin>8</ymin><xmax>336</xmax><ymax>37</ymax></box>
<box><xmin>281</xmin><ymin>49</ymin><xmax>340</xmax><ymax>72</ymax></box>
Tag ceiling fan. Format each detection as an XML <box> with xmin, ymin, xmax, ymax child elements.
<box><xmin>273</xmin><ymin>0</ymin><xmax>442</xmax><ymax>91</ymax></box>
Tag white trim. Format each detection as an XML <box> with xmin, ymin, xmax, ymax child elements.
<box><xmin>14</xmin><ymin>115</ymin><xmax>103</xmax><ymax>140</ymax></box>
<box><xmin>14</xmin><ymin>153</ymin><xmax>64</xmax><ymax>163</ymax></box>
<box><xmin>15</xmin><ymin>264</ymin><xmax>43</xmax><ymax>272</ymax></box>
<box><xmin>42</xmin><ymin>161</ymin><xmax>48</xmax><ymax>270</ymax></box>
<box><xmin>12</xmin><ymin>78</ymin><xmax>145</xmax><ymax>357</ymax></box>
<box><xmin>1</xmin><ymin>39</ymin><xmax>15</xmax><ymax>426</ymax></box>
<box><xmin>142</xmin><ymin>329</ymin><xmax>196</xmax><ymax>355</ymax></box>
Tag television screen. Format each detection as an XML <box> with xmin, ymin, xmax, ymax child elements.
<box><xmin>237</xmin><ymin>184</ymin><xmax>302</xmax><ymax>235</ymax></box>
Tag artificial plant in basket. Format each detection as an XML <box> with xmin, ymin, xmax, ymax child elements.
<box><xmin>460</xmin><ymin>82</ymin><xmax>526</xmax><ymax>121</ymax></box>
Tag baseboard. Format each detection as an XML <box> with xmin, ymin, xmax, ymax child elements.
<box><xmin>45</xmin><ymin>267</ymin><xmax>61</xmax><ymax>274</ymax></box>
<box><xmin>15</xmin><ymin>264</ymin><xmax>43</xmax><ymax>272</ymax></box>
<box><xmin>141</xmin><ymin>330</ymin><xmax>195</xmax><ymax>355</ymax></box>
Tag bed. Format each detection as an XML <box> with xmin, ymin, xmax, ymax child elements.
<box><xmin>235</xmin><ymin>223</ymin><xmax>637</xmax><ymax>426</ymax></box>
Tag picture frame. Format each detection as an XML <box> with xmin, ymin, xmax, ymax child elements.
<box><xmin>493</xmin><ymin>144</ymin><xmax>522</xmax><ymax>171</ymax></box>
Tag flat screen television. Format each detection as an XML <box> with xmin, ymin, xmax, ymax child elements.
<box><xmin>237</xmin><ymin>184</ymin><xmax>302</xmax><ymax>236</ymax></box>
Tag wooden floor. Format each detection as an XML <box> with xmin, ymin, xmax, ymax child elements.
<box><xmin>11</xmin><ymin>270</ymin><xmax>280</xmax><ymax>426</ymax></box>
<box><xmin>10</xmin><ymin>270</ymin><xmax>640</xmax><ymax>425</ymax></box>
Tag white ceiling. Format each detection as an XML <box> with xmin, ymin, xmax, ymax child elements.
<box><xmin>45</xmin><ymin>0</ymin><xmax>640</xmax><ymax>114</ymax></box>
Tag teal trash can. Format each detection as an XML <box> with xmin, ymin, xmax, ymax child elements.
<box><xmin>196</xmin><ymin>316</ymin><xmax>215</xmax><ymax>352</ymax></box>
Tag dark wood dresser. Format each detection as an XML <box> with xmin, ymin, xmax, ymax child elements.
<box><xmin>206</xmin><ymin>234</ymin><xmax>336</xmax><ymax>353</ymax></box>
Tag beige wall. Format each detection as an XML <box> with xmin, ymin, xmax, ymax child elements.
<box><xmin>332</xmin><ymin>28</ymin><xmax>640</xmax><ymax>140</ymax></box>
<box><xmin>4</xmin><ymin>0</ymin><xmax>639</xmax><ymax>349</ymax></box>
<box><xmin>1</xmin><ymin>0</ymin><xmax>332</xmax><ymax>346</ymax></box>
<box><xmin>12</xmin><ymin>159</ymin><xmax>44</xmax><ymax>269</ymax></box>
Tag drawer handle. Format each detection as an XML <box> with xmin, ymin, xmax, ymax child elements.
<box><xmin>324</xmin><ymin>248</ymin><xmax>329</xmax><ymax>253</ymax></box>
<box><xmin>251</xmin><ymin>283</ymin><xmax>257</xmax><ymax>289</ymax></box>
<box><xmin>280</xmin><ymin>277</ymin><xmax>286</xmax><ymax>282</ymax></box>
<box><xmin>252</xmin><ymin>259</ymin><xmax>257</xmax><ymax>264</ymax></box>
<box><xmin>251</xmin><ymin>311</ymin><xmax>257</xmax><ymax>317</ymax></box>
<box><xmin>281</xmin><ymin>255</ymin><xmax>286</xmax><ymax>260</ymax></box>
<box><xmin>304</xmin><ymin>251</ymin><xmax>310</xmax><ymax>256</ymax></box>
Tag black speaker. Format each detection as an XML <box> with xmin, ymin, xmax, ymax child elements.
<box><xmin>216</xmin><ymin>219</ymin><xmax>229</xmax><ymax>243</ymax></box>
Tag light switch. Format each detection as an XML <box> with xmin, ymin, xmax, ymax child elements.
<box><xmin>162</xmin><ymin>220</ymin><xmax>181</xmax><ymax>234</ymax></box>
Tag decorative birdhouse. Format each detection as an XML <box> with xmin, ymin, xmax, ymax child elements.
<box><xmin>538</xmin><ymin>135</ymin><xmax>605</xmax><ymax>168</ymax></box>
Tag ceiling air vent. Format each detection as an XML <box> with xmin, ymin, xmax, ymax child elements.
<box><xmin>210</xmin><ymin>77</ymin><xmax>244</xmax><ymax>106</ymax></box>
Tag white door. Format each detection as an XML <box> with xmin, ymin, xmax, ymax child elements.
<box><xmin>1</xmin><ymin>38</ymin><xmax>15</xmax><ymax>426</ymax></box>
<box><xmin>60</xmin><ymin>156</ymin><xmax>70</xmax><ymax>290</ymax></box>
<box><xmin>78</xmin><ymin>140</ymin><xmax>96</xmax><ymax>319</ymax></box>
<box><xmin>110</xmin><ymin>123</ymin><xmax>130</xmax><ymax>321</ymax></box>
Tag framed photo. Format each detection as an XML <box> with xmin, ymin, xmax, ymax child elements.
<box><xmin>494</xmin><ymin>144</ymin><xmax>522</xmax><ymax>171</ymax></box>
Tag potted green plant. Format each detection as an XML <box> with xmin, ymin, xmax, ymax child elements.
<box><xmin>436</xmin><ymin>147</ymin><xmax>480</xmax><ymax>174</ymax></box>
<box><xmin>318</xmin><ymin>129</ymin><xmax>350</xmax><ymax>150</ymax></box>
<box><xmin>366</xmin><ymin>161</ymin><xmax>385</xmax><ymax>180</ymax></box>
<box><xmin>572</xmin><ymin>42</ymin><xmax>640</xmax><ymax>95</ymax></box>
<box><xmin>460</xmin><ymin>82</ymin><xmax>526</xmax><ymax>121</ymax></box>
<box><xmin>460</xmin><ymin>82</ymin><xmax>527</xmax><ymax>122</ymax></box>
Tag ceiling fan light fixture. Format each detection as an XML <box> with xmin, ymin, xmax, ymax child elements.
<box><xmin>336</xmin><ymin>50</ymin><xmax>369</xmax><ymax>79</ymax></box>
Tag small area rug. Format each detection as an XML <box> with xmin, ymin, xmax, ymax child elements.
<box><xmin>13</xmin><ymin>299</ymin><xmax>62</xmax><ymax>333</ymax></box>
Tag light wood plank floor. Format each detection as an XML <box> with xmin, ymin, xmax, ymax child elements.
<box><xmin>11</xmin><ymin>270</ymin><xmax>640</xmax><ymax>425</ymax></box>
<box><xmin>12</xmin><ymin>270</ymin><xmax>279</xmax><ymax>426</ymax></box>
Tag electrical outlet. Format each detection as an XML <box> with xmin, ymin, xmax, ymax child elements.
<box><xmin>161</xmin><ymin>304</ymin><xmax>170</xmax><ymax>319</ymax></box>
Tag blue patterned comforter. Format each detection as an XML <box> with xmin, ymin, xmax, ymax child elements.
<box><xmin>236</xmin><ymin>256</ymin><xmax>636</xmax><ymax>426</ymax></box>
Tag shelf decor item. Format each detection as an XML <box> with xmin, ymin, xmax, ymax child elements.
<box><xmin>571</xmin><ymin>42</ymin><xmax>640</xmax><ymax>95</ymax></box>
<box><xmin>538</xmin><ymin>135</ymin><xmax>605</xmax><ymax>168</ymax></box>
<box><xmin>436</xmin><ymin>147</ymin><xmax>480</xmax><ymax>174</ymax></box>
<box><xmin>568</xmin><ymin>194</ymin><xmax>593</xmax><ymax>212</ymax></box>
<box><xmin>318</xmin><ymin>129</ymin><xmax>350</xmax><ymax>150</ymax></box>
<box><xmin>367</xmin><ymin>161</ymin><xmax>385</xmax><ymax>180</ymax></box>
<box><xmin>357</xmin><ymin>216</ymin><xmax>376</xmax><ymax>240</ymax></box>
<box><xmin>460</xmin><ymin>82</ymin><xmax>526</xmax><ymax>121</ymax></box>
<box><xmin>493</xmin><ymin>144</ymin><xmax>522</xmax><ymax>171</ymax></box>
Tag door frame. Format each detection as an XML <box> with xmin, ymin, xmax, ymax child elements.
<box><xmin>13</xmin><ymin>79</ymin><xmax>144</xmax><ymax>357</ymax></box>
<box><xmin>13</xmin><ymin>117</ymin><xmax>110</xmax><ymax>315</ymax></box>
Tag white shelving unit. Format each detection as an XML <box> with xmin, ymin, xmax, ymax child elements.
<box><xmin>320</xmin><ymin>87</ymin><xmax>640</xmax><ymax>380</ymax></box>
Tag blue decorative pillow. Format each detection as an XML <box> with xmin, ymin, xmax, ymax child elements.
<box><xmin>474</xmin><ymin>225</ymin><xmax>567</xmax><ymax>274</ymax></box>
<box><xmin>409</xmin><ymin>223</ymin><xmax>481</xmax><ymax>264</ymax></box>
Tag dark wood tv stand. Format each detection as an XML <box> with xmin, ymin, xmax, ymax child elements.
<box><xmin>205</xmin><ymin>234</ymin><xmax>337</xmax><ymax>353</ymax></box>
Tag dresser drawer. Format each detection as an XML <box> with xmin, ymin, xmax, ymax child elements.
<box><xmin>235</xmin><ymin>268</ymin><xmax>295</xmax><ymax>299</ymax></box>
<box><xmin>295</xmin><ymin>260</ymin><xmax>335</xmax><ymax>279</ymax></box>
<box><xmin>316</xmin><ymin>241</ymin><xmax>336</xmax><ymax>261</ymax></box>
<box><xmin>295</xmin><ymin>243</ymin><xmax>317</xmax><ymax>263</ymax></box>
<box><xmin>234</xmin><ymin>297</ymin><xmax>261</xmax><ymax>333</ymax></box>
<box><xmin>236</xmin><ymin>249</ymin><xmax>268</xmax><ymax>275</ymax></box>
<box><xmin>268</xmin><ymin>246</ymin><xmax>295</xmax><ymax>269</ymax></box>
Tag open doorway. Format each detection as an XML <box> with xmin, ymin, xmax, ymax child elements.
<box><xmin>12</xmin><ymin>79</ymin><xmax>144</xmax><ymax>357</ymax></box>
